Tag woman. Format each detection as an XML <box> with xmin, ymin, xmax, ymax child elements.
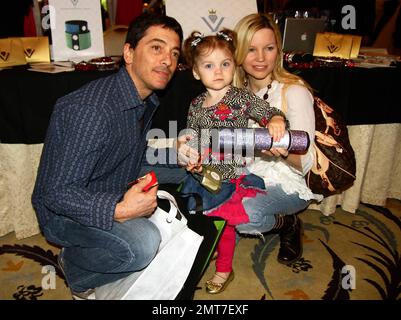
<box><xmin>232</xmin><ymin>13</ymin><xmax>323</xmax><ymax>266</ymax></box>
<box><xmin>181</xmin><ymin>28</ymin><xmax>286</xmax><ymax>294</ymax></box>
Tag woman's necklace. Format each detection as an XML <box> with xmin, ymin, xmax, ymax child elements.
<box><xmin>245</xmin><ymin>78</ymin><xmax>272</xmax><ymax>100</ymax></box>
<box><xmin>263</xmin><ymin>82</ymin><xmax>273</xmax><ymax>100</ymax></box>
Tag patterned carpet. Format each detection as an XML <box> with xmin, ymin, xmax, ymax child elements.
<box><xmin>1</xmin><ymin>200</ymin><xmax>400</xmax><ymax>300</ymax></box>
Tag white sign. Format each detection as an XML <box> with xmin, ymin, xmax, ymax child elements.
<box><xmin>49</xmin><ymin>0</ymin><xmax>104</xmax><ymax>62</ymax></box>
<box><xmin>165</xmin><ymin>0</ymin><xmax>258</xmax><ymax>39</ymax></box>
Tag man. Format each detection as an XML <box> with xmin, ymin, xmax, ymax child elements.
<box><xmin>32</xmin><ymin>14</ymin><xmax>184</xmax><ymax>299</ymax></box>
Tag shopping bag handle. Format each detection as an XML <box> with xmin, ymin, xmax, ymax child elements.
<box><xmin>157</xmin><ymin>190</ymin><xmax>186</xmax><ymax>223</ymax></box>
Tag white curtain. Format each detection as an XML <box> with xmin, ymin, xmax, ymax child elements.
<box><xmin>0</xmin><ymin>144</ymin><xmax>43</xmax><ymax>239</ymax></box>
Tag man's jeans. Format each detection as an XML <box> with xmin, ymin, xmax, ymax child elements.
<box><xmin>43</xmin><ymin>214</ymin><xmax>161</xmax><ymax>293</ymax></box>
<box><xmin>237</xmin><ymin>184</ymin><xmax>310</xmax><ymax>235</ymax></box>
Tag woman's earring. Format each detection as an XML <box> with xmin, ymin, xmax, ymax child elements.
<box><xmin>244</xmin><ymin>79</ymin><xmax>248</xmax><ymax>87</ymax></box>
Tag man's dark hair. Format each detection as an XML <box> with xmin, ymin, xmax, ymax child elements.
<box><xmin>125</xmin><ymin>13</ymin><xmax>183</xmax><ymax>49</ymax></box>
<box><xmin>120</xmin><ymin>13</ymin><xmax>183</xmax><ymax>66</ymax></box>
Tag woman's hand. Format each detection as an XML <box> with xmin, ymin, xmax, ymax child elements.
<box><xmin>262</xmin><ymin>147</ymin><xmax>289</xmax><ymax>158</ymax></box>
<box><xmin>262</xmin><ymin>147</ymin><xmax>303</xmax><ymax>172</ymax></box>
<box><xmin>266</xmin><ymin>115</ymin><xmax>286</xmax><ymax>142</ymax></box>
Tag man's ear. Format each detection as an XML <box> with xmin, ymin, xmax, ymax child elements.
<box><xmin>123</xmin><ymin>43</ymin><xmax>133</xmax><ymax>64</ymax></box>
<box><xmin>192</xmin><ymin>67</ymin><xmax>200</xmax><ymax>80</ymax></box>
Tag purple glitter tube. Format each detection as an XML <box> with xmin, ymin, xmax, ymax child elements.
<box><xmin>216</xmin><ymin>128</ymin><xmax>310</xmax><ymax>152</ymax></box>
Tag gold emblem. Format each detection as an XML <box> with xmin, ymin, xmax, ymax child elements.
<box><xmin>24</xmin><ymin>47</ymin><xmax>35</xmax><ymax>58</ymax></box>
<box><xmin>0</xmin><ymin>51</ymin><xmax>10</xmax><ymax>61</ymax></box>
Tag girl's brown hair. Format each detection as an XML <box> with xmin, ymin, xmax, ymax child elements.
<box><xmin>183</xmin><ymin>28</ymin><xmax>237</xmax><ymax>68</ymax></box>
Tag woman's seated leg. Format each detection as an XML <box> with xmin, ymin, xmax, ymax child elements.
<box><xmin>237</xmin><ymin>184</ymin><xmax>309</xmax><ymax>265</ymax></box>
<box><xmin>237</xmin><ymin>184</ymin><xmax>308</xmax><ymax>235</ymax></box>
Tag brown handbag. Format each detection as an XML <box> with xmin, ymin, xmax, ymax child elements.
<box><xmin>281</xmin><ymin>86</ymin><xmax>356</xmax><ymax>197</ymax></box>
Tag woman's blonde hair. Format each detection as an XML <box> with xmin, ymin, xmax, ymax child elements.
<box><xmin>233</xmin><ymin>13</ymin><xmax>311</xmax><ymax>92</ymax></box>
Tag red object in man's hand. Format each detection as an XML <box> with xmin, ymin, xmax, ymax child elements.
<box><xmin>128</xmin><ymin>171</ymin><xmax>158</xmax><ymax>192</ymax></box>
<box><xmin>142</xmin><ymin>171</ymin><xmax>158</xmax><ymax>192</ymax></box>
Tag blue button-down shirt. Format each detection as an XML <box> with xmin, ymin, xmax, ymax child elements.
<box><xmin>32</xmin><ymin>67</ymin><xmax>159</xmax><ymax>230</ymax></box>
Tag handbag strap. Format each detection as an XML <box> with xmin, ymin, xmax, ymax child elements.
<box><xmin>178</xmin><ymin>192</ymin><xmax>204</xmax><ymax>215</ymax></box>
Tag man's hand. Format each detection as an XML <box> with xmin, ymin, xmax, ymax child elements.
<box><xmin>114</xmin><ymin>175</ymin><xmax>158</xmax><ymax>223</ymax></box>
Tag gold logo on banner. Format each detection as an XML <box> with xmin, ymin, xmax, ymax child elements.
<box><xmin>202</xmin><ymin>9</ymin><xmax>224</xmax><ymax>32</ymax></box>
<box><xmin>208</xmin><ymin>9</ymin><xmax>217</xmax><ymax>22</ymax></box>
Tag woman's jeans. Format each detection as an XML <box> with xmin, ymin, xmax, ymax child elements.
<box><xmin>237</xmin><ymin>184</ymin><xmax>310</xmax><ymax>236</ymax></box>
<box><xmin>43</xmin><ymin>214</ymin><xmax>161</xmax><ymax>293</ymax></box>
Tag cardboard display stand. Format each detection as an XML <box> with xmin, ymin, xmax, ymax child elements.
<box><xmin>313</xmin><ymin>33</ymin><xmax>362</xmax><ymax>59</ymax></box>
<box><xmin>49</xmin><ymin>0</ymin><xmax>104</xmax><ymax>62</ymax></box>
<box><xmin>0</xmin><ymin>37</ymin><xmax>50</xmax><ymax>67</ymax></box>
<box><xmin>0</xmin><ymin>38</ymin><xmax>27</xmax><ymax>67</ymax></box>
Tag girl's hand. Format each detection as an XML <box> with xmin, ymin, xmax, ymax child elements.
<box><xmin>266</xmin><ymin>115</ymin><xmax>286</xmax><ymax>142</ymax></box>
<box><xmin>186</xmin><ymin>161</ymin><xmax>203</xmax><ymax>174</ymax></box>
<box><xmin>174</xmin><ymin>134</ymin><xmax>200</xmax><ymax>166</ymax></box>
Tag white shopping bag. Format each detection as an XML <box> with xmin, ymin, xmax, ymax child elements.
<box><xmin>95</xmin><ymin>190</ymin><xmax>204</xmax><ymax>300</ymax></box>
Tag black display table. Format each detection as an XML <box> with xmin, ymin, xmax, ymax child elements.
<box><xmin>1</xmin><ymin>66</ymin><xmax>400</xmax><ymax>144</ymax></box>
